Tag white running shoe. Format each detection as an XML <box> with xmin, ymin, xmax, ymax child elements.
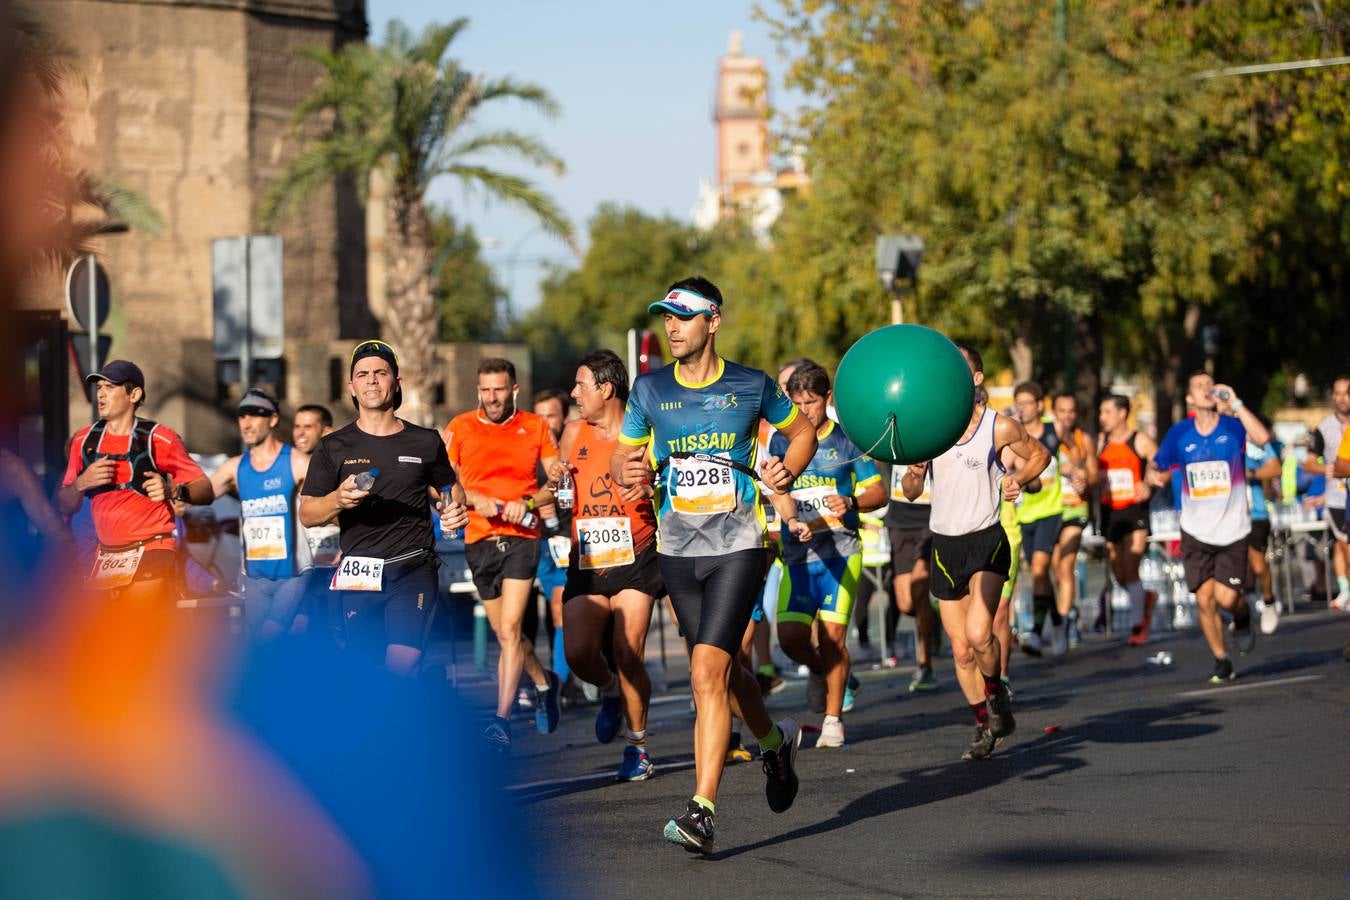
<box><xmin>1331</xmin><ymin>591</ymin><xmax>1350</xmax><ymax>611</ymax></box>
<box><xmin>1020</xmin><ymin>631</ymin><xmax>1044</xmax><ymax>657</ymax></box>
<box><xmin>1050</xmin><ymin>620</ymin><xmax>1069</xmax><ymax>657</ymax></box>
<box><xmin>817</xmin><ymin>715</ymin><xmax>845</xmax><ymax>748</ymax></box>
<box><xmin>1260</xmin><ymin>599</ymin><xmax>1281</xmax><ymax>635</ymax></box>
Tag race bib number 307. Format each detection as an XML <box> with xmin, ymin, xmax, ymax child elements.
<box><xmin>1185</xmin><ymin>460</ymin><xmax>1232</xmax><ymax>500</ymax></box>
<box><xmin>669</xmin><ymin>457</ymin><xmax>736</xmax><ymax>515</ymax></box>
<box><xmin>330</xmin><ymin>555</ymin><xmax>384</xmax><ymax>591</ymax></box>
<box><xmin>244</xmin><ymin>515</ymin><xmax>288</xmax><ymax>561</ymax></box>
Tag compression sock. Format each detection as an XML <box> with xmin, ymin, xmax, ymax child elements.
<box><xmin>758</xmin><ymin>725</ymin><xmax>785</xmax><ymax>753</ymax></box>
<box><xmin>983</xmin><ymin>674</ymin><xmax>1001</xmax><ymax>698</ymax></box>
<box><xmin>971</xmin><ymin>703</ymin><xmax>990</xmax><ymax>727</ymax></box>
<box><xmin>552</xmin><ymin>628</ymin><xmax>569</xmax><ymax>682</ymax></box>
<box><xmin>1339</xmin><ymin>576</ymin><xmax>1349</xmax><ymax>595</ymax></box>
<box><xmin>1049</xmin><ymin>607</ymin><xmax>1064</xmax><ymax>626</ymax></box>
<box><xmin>693</xmin><ymin>795</ymin><xmax>715</xmax><ymax>814</ymax></box>
<box><xmin>1032</xmin><ymin>594</ymin><xmax>1052</xmax><ymax>631</ymax></box>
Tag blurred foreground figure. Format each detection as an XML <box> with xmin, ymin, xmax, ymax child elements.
<box><xmin>0</xmin><ymin>6</ymin><xmax>536</xmax><ymax>897</ymax></box>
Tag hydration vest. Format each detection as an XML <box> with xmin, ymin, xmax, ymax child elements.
<box><xmin>80</xmin><ymin>418</ymin><xmax>162</xmax><ymax>497</ymax></box>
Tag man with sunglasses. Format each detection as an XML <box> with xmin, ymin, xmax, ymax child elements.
<box><xmin>209</xmin><ymin>389</ymin><xmax>312</xmax><ymax>640</ymax></box>
<box><xmin>614</xmin><ymin>276</ymin><xmax>817</xmax><ymax>854</ymax></box>
<box><xmin>444</xmin><ymin>357</ymin><xmax>562</xmax><ymax>752</ymax></box>
<box><xmin>300</xmin><ymin>341</ymin><xmax>468</xmax><ymax>676</ymax></box>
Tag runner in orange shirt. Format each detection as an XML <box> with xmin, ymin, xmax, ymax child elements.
<box><xmin>546</xmin><ymin>349</ymin><xmax>663</xmax><ymax>781</ymax></box>
<box><xmin>57</xmin><ymin>360</ymin><xmax>214</xmax><ymax>602</ymax></box>
<box><xmin>444</xmin><ymin>357</ymin><xmax>561</xmax><ymax>752</ymax></box>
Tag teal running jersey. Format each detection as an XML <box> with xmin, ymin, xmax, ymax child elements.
<box><xmin>620</xmin><ymin>358</ymin><xmax>797</xmax><ymax>557</ymax></box>
<box><xmin>770</xmin><ymin>421</ymin><xmax>881</xmax><ymax>565</ymax></box>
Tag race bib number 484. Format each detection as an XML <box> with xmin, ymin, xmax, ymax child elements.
<box><xmin>1185</xmin><ymin>460</ymin><xmax>1232</xmax><ymax>500</ymax></box>
<box><xmin>669</xmin><ymin>456</ymin><xmax>736</xmax><ymax>515</ymax></box>
<box><xmin>330</xmin><ymin>555</ymin><xmax>384</xmax><ymax>591</ymax></box>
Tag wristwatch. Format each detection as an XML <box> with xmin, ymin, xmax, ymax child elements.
<box><xmin>173</xmin><ymin>482</ymin><xmax>189</xmax><ymax>503</ymax></box>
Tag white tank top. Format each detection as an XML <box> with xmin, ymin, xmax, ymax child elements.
<box><xmin>929</xmin><ymin>407</ymin><xmax>1005</xmax><ymax>536</ymax></box>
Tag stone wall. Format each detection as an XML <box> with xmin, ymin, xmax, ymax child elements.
<box><xmin>40</xmin><ymin>0</ymin><xmax>369</xmax><ymax>453</ymax></box>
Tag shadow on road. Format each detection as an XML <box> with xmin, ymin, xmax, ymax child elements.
<box><xmin>707</xmin><ymin>699</ymin><xmax>1222</xmax><ymax>860</ymax></box>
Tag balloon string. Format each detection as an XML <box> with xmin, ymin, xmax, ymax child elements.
<box><xmin>809</xmin><ymin>414</ymin><xmax>898</xmax><ymax>472</ymax></box>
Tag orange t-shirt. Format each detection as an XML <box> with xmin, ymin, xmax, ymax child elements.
<box><xmin>444</xmin><ymin>410</ymin><xmax>558</xmax><ymax>544</ymax></box>
<box><xmin>569</xmin><ymin>421</ymin><xmax>657</xmax><ymax>569</ymax></box>
<box><xmin>63</xmin><ymin>422</ymin><xmax>205</xmax><ymax>551</ymax></box>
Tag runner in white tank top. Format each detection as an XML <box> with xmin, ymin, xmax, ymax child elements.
<box><xmin>899</xmin><ymin>343</ymin><xmax>1049</xmax><ymax>761</ymax></box>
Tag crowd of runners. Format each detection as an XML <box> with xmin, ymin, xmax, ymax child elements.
<box><xmin>52</xmin><ymin>276</ymin><xmax>1350</xmax><ymax>855</ymax></box>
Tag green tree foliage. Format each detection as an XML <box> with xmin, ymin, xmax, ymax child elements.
<box><xmin>262</xmin><ymin>18</ymin><xmax>573</xmax><ymax>423</ymax></box>
<box><xmin>514</xmin><ymin>204</ymin><xmax>769</xmax><ymax>388</ymax></box>
<box><xmin>758</xmin><ymin>0</ymin><xmax>1349</xmax><ymax>423</ymax></box>
<box><xmin>429</xmin><ymin>208</ymin><xmax>506</xmax><ymax>342</ymax></box>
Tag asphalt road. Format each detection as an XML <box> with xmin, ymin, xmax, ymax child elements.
<box><xmin>492</xmin><ymin>610</ymin><xmax>1350</xmax><ymax>899</ymax></box>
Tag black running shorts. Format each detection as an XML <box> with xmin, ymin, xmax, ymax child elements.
<box><xmin>1102</xmin><ymin>502</ymin><xmax>1150</xmax><ymax>545</ymax></box>
<box><xmin>660</xmin><ymin>548</ymin><xmax>766</xmax><ymax>656</ymax></box>
<box><xmin>888</xmin><ymin>526</ymin><xmax>932</xmax><ymax>576</ymax></box>
<box><xmin>1180</xmin><ymin>531</ymin><xmax>1247</xmax><ymax>593</ymax></box>
<box><xmin>1329</xmin><ymin>507</ymin><xmax>1347</xmax><ymax>543</ymax></box>
<box><xmin>465</xmin><ymin>535</ymin><xmax>540</xmax><ymax>600</ymax></box>
<box><xmin>339</xmin><ymin>555</ymin><xmax>440</xmax><ymax>656</ymax></box>
<box><xmin>1019</xmin><ymin>514</ymin><xmax>1062</xmax><ymax>563</ymax></box>
<box><xmin>563</xmin><ymin>542</ymin><xmax>664</xmax><ymax>602</ymax></box>
<box><xmin>929</xmin><ymin>522</ymin><xmax>1012</xmax><ymax>602</ymax></box>
<box><xmin>1246</xmin><ymin>519</ymin><xmax>1272</xmax><ymax>552</ymax></box>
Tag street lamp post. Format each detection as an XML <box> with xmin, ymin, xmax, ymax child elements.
<box><xmin>875</xmin><ymin>235</ymin><xmax>925</xmax><ymax>324</ymax></box>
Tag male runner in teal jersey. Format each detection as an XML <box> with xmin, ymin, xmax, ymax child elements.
<box><xmin>613</xmin><ymin>276</ymin><xmax>817</xmax><ymax>853</ymax></box>
<box><xmin>767</xmin><ymin>361</ymin><xmax>886</xmax><ymax>748</ymax></box>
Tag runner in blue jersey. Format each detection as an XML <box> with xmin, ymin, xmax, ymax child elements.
<box><xmin>1147</xmin><ymin>371</ymin><xmax>1273</xmax><ymax>682</ymax></box>
<box><xmin>1244</xmin><ymin>435</ymin><xmax>1281</xmax><ymax>634</ymax></box>
<box><xmin>766</xmin><ymin>362</ymin><xmax>885</xmax><ymax>749</ymax></box>
<box><xmin>209</xmin><ymin>389</ymin><xmax>313</xmax><ymax>641</ymax></box>
<box><xmin>613</xmin><ymin>276</ymin><xmax>818</xmax><ymax>854</ymax></box>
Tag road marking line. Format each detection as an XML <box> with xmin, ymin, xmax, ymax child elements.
<box><xmin>1176</xmin><ymin>674</ymin><xmax>1324</xmax><ymax>698</ymax></box>
<box><xmin>507</xmin><ymin>758</ymin><xmax>697</xmax><ymax>792</ymax></box>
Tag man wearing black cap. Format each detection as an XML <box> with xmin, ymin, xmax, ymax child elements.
<box><xmin>209</xmin><ymin>388</ymin><xmax>313</xmax><ymax>641</ymax></box>
<box><xmin>300</xmin><ymin>341</ymin><xmax>469</xmax><ymax>675</ymax></box>
<box><xmin>58</xmin><ymin>360</ymin><xmax>215</xmax><ymax>601</ymax></box>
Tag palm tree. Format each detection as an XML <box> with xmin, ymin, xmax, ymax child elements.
<box><xmin>261</xmin><ymin>18</ymin><xmax>574</xmax><ymax>424</ymax></box>
<box><xmin>9</xmin><ymin>2</ymin><xmax>163</xmax><ymax>275</ymax></box>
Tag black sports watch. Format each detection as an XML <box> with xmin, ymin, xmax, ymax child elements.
<box><xmin>173</xmin><ymin>481</ymin><xmax>189</xmax><ymax>503</ymax></box>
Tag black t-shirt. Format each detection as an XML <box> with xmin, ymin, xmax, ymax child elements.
<box><xmin>302</xmin><ymin>420</ymin><xmax>455</xmax><ymax>560</ymax></box>
<box><xmin>880</xmin><ymin>461</ymin><xmax>932</xmax><ymax>530</ymax></box>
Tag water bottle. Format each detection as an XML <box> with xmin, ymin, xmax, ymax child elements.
<box><xmin>499</xmin><ymin>501</ymin><xmax>537</xmax><ymax>529</ymax></box>
<box><xmin>556</xmin><ymin>466</ymin><xmax>575</xmax><ymax>511</ymax></box>
<box><xmin>353</xmin><ymin>468</ymin><xmax>379</xmax><ymax>491</ymax></box>
<box><xmin>440</xmin><ymin>484</ymin><xmax>462</xmax><ymax>540</ymax></box>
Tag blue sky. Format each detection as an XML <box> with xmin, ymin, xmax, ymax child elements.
<box><xmin>371</xmin><ymin>0</ymin><xmax>795</xmax><ymax>315</ymax></box>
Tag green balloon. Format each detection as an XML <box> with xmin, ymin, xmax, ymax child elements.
<box><xmin>834</xmin><ymin>324</ymin><xmax>975</xmax><ymax>464</ymax></box>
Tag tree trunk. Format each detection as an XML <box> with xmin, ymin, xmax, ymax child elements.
<box><xmin>1072</xmin><ymin>309</ymin><xmax>1102</xmax><ymax>410</ymax></box>
<box><xmin>382</xmin><ymin>191</ymin><xmax>438</xmax><ymax>426</ymax></box>
<box><xmin>1009</xmin><ymin>332</ymin><xmax>1034</xmax><ymax>385</ymax></box>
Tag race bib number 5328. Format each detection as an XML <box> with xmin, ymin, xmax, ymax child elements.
<box><xmin>330</xmin><ymin>555</ymin><xmax>384</xmax><ymax>591</ymax></box>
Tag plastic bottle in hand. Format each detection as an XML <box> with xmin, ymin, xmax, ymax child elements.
<box><xmin>556</xmin><ymin>467</ymin><xmax>575</xmax><ymax>511</ymax></box>
<box><xmin>498</xmin><ymin>501</ymin><xmax>537</xmax><ymax>529</ymax></box>
<box><xmin>440</xmin><ymin>484</ymin><xmax>462</xmax><ymax>540</ymax></box>
<box><xmin>354</xmin><ymin>468</ymin><xmax>380</xmax><ymax>491</ymax></box>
